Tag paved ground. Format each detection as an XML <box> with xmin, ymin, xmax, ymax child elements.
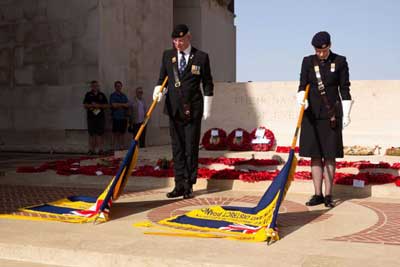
<box><xmin>0</xmin><ymin>148</ymin><xmax>399</xmax><ymax>266</ymax></box>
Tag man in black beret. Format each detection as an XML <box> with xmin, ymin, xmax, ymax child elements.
<box><xmin>153</xmin><ymin>24</ymin><xmax>214</xmax><ymax>199</ymax></box>
<box><xmin>296</xmin><ymin>31</ymin><xmax>354</xmax><ymax>208</ymax></box>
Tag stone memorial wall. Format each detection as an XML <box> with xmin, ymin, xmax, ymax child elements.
<box><xmin>202</xmin><ymin>80</ymin><xmax>400</xmax><ymax>152</ymax></box>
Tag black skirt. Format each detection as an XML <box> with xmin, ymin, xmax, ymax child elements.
<box><xmin>299</xmin><ymin>112</ymin><xmax>343</xmax><ymax>159</ymax></box>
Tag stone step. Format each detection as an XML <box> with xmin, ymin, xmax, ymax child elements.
<box><xmin>0</xmin><ymin>259</ymin><xmax>62</xmax><ymax>267</ymax></box>
<box><xmin>1</xmin><ymin>171</ymin><xmax>399</xmax><ymax>199</ymax></box>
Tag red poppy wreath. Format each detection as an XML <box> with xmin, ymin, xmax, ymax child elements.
<box><xmin>226</xmin><ymin>128</ymin><xmax>251</xmax><ymax>151</ymax></box>
<box><xmin>201</xmin><ymin>128</ymin><xmax>227</xmax><ymax>150</ymax></box>
<box><xmin>250</xmin><ymin>126</ymin><xmax>275</xmax><ymax>151</ymax></box>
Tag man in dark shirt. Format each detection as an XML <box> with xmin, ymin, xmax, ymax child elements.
<box><xmin>110</xmin><ymin>81</ymin><xmax>129</xmax><ymax>151</ymax></box>
<box><xmin>83</xmin><ymin>80</ymin><xmax>108</xmax><ymax>155</ymax></box>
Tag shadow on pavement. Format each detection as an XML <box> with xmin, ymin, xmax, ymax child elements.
<box><xmin>111</xmin><ymin>199</ymin><xmax>181</xmax><ymax>220</ymax></box>
<box><xmin>278</xmin><ymin>209</ymin><xmax>331</xmax><ymax>238</ymax></box>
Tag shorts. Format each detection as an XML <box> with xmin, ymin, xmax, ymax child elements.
<box><xmin>112</xmin><ymin>119</ymin><xmax>127</xmax><ymax>133</ymax></box>
<box><xmin>87</xmin><ymin>116</ymin><xmax>105</xmax><ymax>136</ymax></box>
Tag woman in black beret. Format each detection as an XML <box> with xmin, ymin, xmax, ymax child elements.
<box><xmin>296</xmin><ymin>31</ymin><xmax>354</xmax><ymax>208</ymax></box>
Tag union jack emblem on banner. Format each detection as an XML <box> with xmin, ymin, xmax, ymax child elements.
<box><xmin>219</xmin><ymin>224</ymin><xmax>262</xmax><ymax>234</ymax></box>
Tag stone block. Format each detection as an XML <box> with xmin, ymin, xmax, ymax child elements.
<box><xmin>14</xmin><ymin>47</ymin><xmax>24</xmax><ymax>67</ymax></box>
<box><xmin>58</xmin><ymin>19</ymin><xmax>86</xmax><ymax>41</ymax></box>
<box><xmin>15</xmin><ymin>66</ymin><xmax>34</xmax><ymax>85</ymax></box>
<box><xmin>77</xmin><ymin>37</ymin><xmax>98</xmax><ymax>64</ymax></box>
<box><xmin>65</xmin><ymin>129</ymin><xmax>88</xmax><ymax>145</ymax></box>
<box><xmin>21</xmin><ymin>0</ymin><xmax>39</xmax><ymax>20</ymax></box>
<box><xmin>24</xmin><ymin>22</ymin><xmax>60</xmax><ymax>44</ymax></box>
<box><xmin>33</xmin><ymin>23</ymin><xmax>52</xmax><ymax>43</ymax></box>
<box><xmin>13</xmin><ymin>108</ymin><xmax>39</xmax><ymax>129</ymax></box>
<box><xmin>15</xmin><ymin>22</ymin><xmax>32</xmax><ymax>43</ymax></box>
<box><xmin>56</xmin><ymin>42</ymin><xmax>73</xmax><ymax>63</ymax></box>
<box><xmin>23</xmin><ymin>45</ymin><xmax>54</xmax><ymax>65</ymax></box>
<box><xmin>46</xmin><ymin>0</ymin><xmax>98</xmax><ymax>21</ymax></box>
<box><xmin>58</xmin><ymin>64</ymin><xmax>98</xmax><ymax>85</ymax></box>
<box><xmin>33</xmin><ymin>64</ymin><xmax>59</xmax><ymax>85</ymax></box>
<box><xmin>0</xmin><ymin>108</ymin><xmax>11</xmax><ymax>129</ymax></box>
<box><xmin>12</xmin><ymin>86</ymin><xmax>38</xmax><ymax>109</ymax></box>
<box><xmin>0</xmin><ymin>48</ymin><xmax>12</xmax><ymax>68</ymax></box>
<box><xmin>23</xmin><ymin>42</ymin><xmax>72</xmax><ymax>65</ymax></box>
<box><xmin>0</xmin><ymin>68</ymin><xmax>11</xmax><ymax>85</ymax></box>
<box><xmin>0</xmin><ymin>24</ymin><xmax>16</xmax><ymax>44</ymax></box>
<box><xmin>0</xmin><ymin>86</ymin><xmax>13</xmax><ymax>109</ymax></box>
<box><xmin>0</xmin><ymin>4</ymin><xmax>23</xmax><ymax>21</ymax></box>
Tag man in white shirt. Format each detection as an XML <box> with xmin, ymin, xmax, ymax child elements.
<box><xmin>129</xmin><ymin>86</ymin><xmax>147</xmax><ymax>148</ymax></box>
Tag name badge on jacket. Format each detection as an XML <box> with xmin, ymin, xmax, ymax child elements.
<box><xmin>191</xmin><ymin>65</ymin><xmax>201</xmax><ymax>75</ymax></box>
<box><xmin>330</xmin><ymin>63</ymin><xmax>335</xmax><ymax>72</ymax></box>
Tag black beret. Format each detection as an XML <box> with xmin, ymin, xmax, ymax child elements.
<box><xmin>171</xmin><ymin>24</ymin><xmax>189</xmax><ymax>38</ymax></box>
<box><xmin>311</xmin><ymin>31</ymin><xmax>331</xmax><ymax>49</ymax></box>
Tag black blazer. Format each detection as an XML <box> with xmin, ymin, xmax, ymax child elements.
<box><xmin>157</xmin><ymin>47</ymin><xmax>214</xmax><ymax>119</ymax></box>
<box><xmin>298</xmin><ymin>51</ymin><xmax>351</xmax><ymax>119</ymax></box>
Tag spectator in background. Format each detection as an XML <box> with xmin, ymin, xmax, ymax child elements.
<box><xmin>110</xmin><ymin>81</ymin><xmax>129</xmax><ymax>151</ymax></box>
<box><xmin>128</xmin><ymin>86</ymin><xmax>147</xmax><ymax>148</ymax></box>
<box><xmin>83</xmin><ymin>80</ymin><xmax>108</xmax><ymax>155</ymax></box>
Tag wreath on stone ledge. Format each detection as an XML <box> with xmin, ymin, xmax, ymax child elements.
<box><xmin>386</xmin><ymin>147</ymin><xmax>400</xmax><ymax>156</ymax></box>
<box><xmin>201</xmin><ymin>128</ymin><xmax>227</xmax><ymax>150</ymax></box>
<box><xmin>343</xmin><ymin>145</ymin><xmax>379</xmax><ymax>156</ymax></box>
<box><xmin>249</xmin><ymin>126</ymin><xmax>275</xmax><ymax>151</ymax></box>
<box><xmin>226</xmin><ymin>128</ymin><xmax>251</xmax><ymax>151</ymax></box>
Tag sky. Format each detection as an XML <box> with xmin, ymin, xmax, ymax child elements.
<box><xmin>235</xmin><ymin>0</ymin><xmax>400</xmax><ymax>82</ymax></box>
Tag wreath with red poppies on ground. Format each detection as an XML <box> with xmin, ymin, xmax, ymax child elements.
<box><xmin>226</xmin><ymin>128</ymin><xmax>251</xmax><ymax>151</ymax></box>
<box><xmin>201</xmin><ymin>128</ymin><xmax>227</xmax><ymax>150</ymax></box>
<box><xmin>249</xmin><ymin>126</ymin><xmax>275</xmax><ymax>151</ymax></box>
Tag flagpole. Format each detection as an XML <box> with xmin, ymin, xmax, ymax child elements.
<box><xmin>134</xmin><ymin>77</ymin><xmax>168</xmax><ymax>141</ymax></box>
<box><xmin>291</xmin><ymin>84</ymin><xmax>310</xmax><ymax>149</ymax></box>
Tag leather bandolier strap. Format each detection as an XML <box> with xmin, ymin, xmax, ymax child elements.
<box><xmin>313</xmin><ymin>56</ymin><xmax>337</xmax><ymax>129</ymax></box>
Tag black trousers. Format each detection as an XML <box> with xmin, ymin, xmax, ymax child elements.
<box><xmin>169</xmin><ymin>116</ymin><xmax>202</xmax><ymax>187</ymax></box>
<box><xmin>132</xmin><ymin>123</ymin><xmax>146</xmax><ymax>148</ymax></box>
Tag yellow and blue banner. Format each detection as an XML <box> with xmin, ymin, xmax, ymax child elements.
<box><xmin>136</xmin><ymin>150</ymin><xmax>297</xmax><ymax>242</ymax></box>
<box><xmin>0</xmin><ymin>140</ymin><xmax>139</xmax><ymax>223</ymax></box>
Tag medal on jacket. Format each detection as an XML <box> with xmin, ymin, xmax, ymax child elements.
<box><xmin>330</xmin><ymin>63</ymin><xmax>335</xmax><ymax>72</ymax></box>
<box><xmin>191</xmin><ymin>65</ymin><xmax>201</xmax><ymax>75</ymax></box>
<box><xmin>172</xmin><ymin>57</ymin><xmax>176</xmax><ymax>63</ymax></box>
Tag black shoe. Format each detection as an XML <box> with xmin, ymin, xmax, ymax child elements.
<box><xmin>305</xmin><ymin>195</ymin><xmax>324</xmax><ymax>206</ymax></box>
<box><xmin>166</xmin><ymin>187</ymin><xmax>184</xmax><ymax>198</ymax></box>
<box><xmin>183</xmin><ymin>180</ymin><xmax>194</xmax><ymax>199</ymax></box>
<box><xmin>183</xmin><ymin>187</ymin><xmax>194</xmax><ymax>199</ymax></box>
<box><xmin>324</xmin><ymin>195</ymin><xmax>335</xmax><ymax>208</ymax></box>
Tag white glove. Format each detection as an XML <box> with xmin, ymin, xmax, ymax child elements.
<box><xmin>153</xmin><ymin>85</ymin><xmax>167</xmax><ymax>102</ymax></box>
<box><xmin>203</xmin><ymin>96</ymin><xmax>213</xmax><ymax>120</ymax></box>
<box><xmin>296</xmin><ymin>91</ymin><xmax>309</xmax><ymax>110</ymax></box>
<box><xmin>342</xmin><ymin>100</ymin><xmax>354</xmax><ymax>128</ymax></box>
